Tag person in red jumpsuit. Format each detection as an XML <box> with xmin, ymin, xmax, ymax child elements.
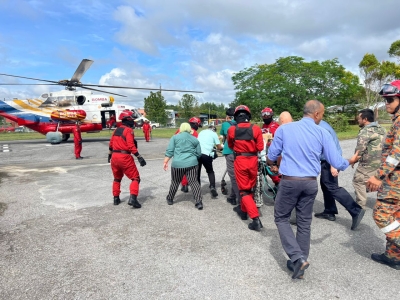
<box><xmin>73</xmin><ymin>121</ymin><xmax>83</xmax><ymax>160</ymax></box>
<box><xmin>227</xmin><ymin>105</ymin><xmax>264</xmax><ymax>231</ymax></box>
<box><xmin>142</xmin><ymin>120</ymin><xmax>151</xmax><ymax>142</ymax></box>
<box><xmin>261</xmin><ymin>107</ymin><xmax>280</xmax><ymax>190</ymax></box>
<box><xmin>175</xmin><ymin>117</ymin><xmax>201</xmax><ymax>193</ymax></box>
<box><xmin>108</xmin><ymin>110</ymin><xmax>147</xmax><ymax>207</ymax></box>
<box><xmin>107</xmin><ymin>114</ymin><xmax>116</xmax><ymax>129</ymax></box>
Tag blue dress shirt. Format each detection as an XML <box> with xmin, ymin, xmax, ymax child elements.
<box><xmin>319</xmin><ymin>120</ymin><xmax>342</xmax><ymax>160</ymax></box>
<box><xmin>267</xmin><ymin>117</ymin><xmax>349</xmax><ymax>177</ymax></box>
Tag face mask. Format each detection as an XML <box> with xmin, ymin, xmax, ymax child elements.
<box><xmin>234</xmin><ymin>113</ymin><xmax>250</xmax><ymax>123</ymax></box>
<box><xmin>263</xmin><ymin>118</ymin><xmax>272</xmax><ymax>125</ymax></box>
<box><xmin>123</xmin><ymin>119</ymin><xmax>135</xmax><ymax>128</ymax></box>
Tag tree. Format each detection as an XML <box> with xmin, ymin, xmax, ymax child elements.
<box><xmin>388</xmin><ymin>40</ymin><xmax>400</xmax><ymax>63</ymax></box>
<box><xmin>144</xmin><ymin>91</ymin><xmax>168</xmax><ymax>125</ymax></box>
<box><xmin>178</xmin><ymin>94</ymin><xmax>199</xmax><ymax>119</ymax></box>
<box><xmin>231</xmin><ymin>56</ymin><xmax>362</xmax><ymax>120</ymax></box>
<box><xmin>199</xmin><ymin>102</ymin><xmax>227</xmax><ymax>119</ymax></box>
<box><xmin>359</xmin><ymin>53</ymin><xmax>398</xmax><ymax>113</ymax></box>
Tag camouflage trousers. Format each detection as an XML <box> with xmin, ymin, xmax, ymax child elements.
<box><xmin>373</xmin><ymin>199</ymin><xmax>400</xmax><ymax>260</ymax></box>
<box><xmin>352</xmin><ymin>164</ymin><xmax>376</xmax><ymax>209</ymax></box>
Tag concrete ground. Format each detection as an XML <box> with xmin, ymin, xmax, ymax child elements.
<box><xmin>0</xmin><ymin>136</ymin><xmax>398</xmax><ymax>300</ymax></box>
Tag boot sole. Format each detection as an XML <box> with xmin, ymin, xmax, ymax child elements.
<box><xmin>371</xmin><ymin>257</ymin><xmax>400</xmax><ymax>270</ymax></box>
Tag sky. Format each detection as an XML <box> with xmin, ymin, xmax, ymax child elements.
<box><xmin>0</xmin><ymin>0</ymin><xmax>399</xmax><ymax>108</ymax></box>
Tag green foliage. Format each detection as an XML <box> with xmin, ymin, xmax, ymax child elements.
<box><xmin>178</xmin><ymin>94</ymin><xmax>199</xmax><ymax>119</ymax></box>
<box><xmin>359</xmin><ymin>43</ymin><xmax>400</xmax><ymax>110</ymax></box>
<box><xmin>325</xmin><ymin>114</ymin><xmax>349</xmax><ymax>132</ymax></box>
<box><xmin>144</xmin><ymin>91</ymin><xmax>168</xmax><ymax>125</ymax></box>
<box><xmin>388</xmin><ymin>40</ymin><xmax>400</xmax><ymax>61</ymax></box>
<box><xmin>231</xmin><ymin>56</ymin><xmax>362</xmax><ymax>120</ymax></box>
<box><xmin>199</xmin><ymin>102</ymin><xmax>227</xmax><ymax>118</ymax></box>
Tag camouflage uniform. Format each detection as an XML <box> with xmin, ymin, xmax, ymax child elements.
<box><xmin>373</xmin><ymin>111</ymin><xmax>400</xmax><ymax>261</ymax></box>
<box><xmin>352</xmin><ymin>122</ymin><xmax>385</xmax><ymax>208</ymax></box>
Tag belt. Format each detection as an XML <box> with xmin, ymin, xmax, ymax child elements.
<box><xmin>235</xmin><ymin>152</ymin><xmax>258</xmax><ymax>156</ymax></box>
<box><xmin>113</xmin><ymin>150</ymin><xmax>130</xmax><ymax>154</ymax></box>
<box><xmin>282</xmin><ymin>175</ymin><xmax>317</xmax><ymax>180</ymax></box>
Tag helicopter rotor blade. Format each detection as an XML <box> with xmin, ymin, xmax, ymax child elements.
<box><xmin>70</xmin><ymin>59</ymin><xmax>94</xmax><ymax>83</ymax></box>
<box><xmin>0</xmin><ymin>83</ymin><xmax>59</xmax><ymax>85</ymax></box>
<box><xmin>80</xmin><ymin>86</ymin><xmax>127</xmax><ymax>97</ymax></box>
<box><xmin>0</xmin><ymin>73</ymin><xmax>59</xmax><ymax>84</ymax></box>
<box><xmin>81</xmin><ymin>83</ymin><xmax>203</xmax><ymax>93</ymax></box>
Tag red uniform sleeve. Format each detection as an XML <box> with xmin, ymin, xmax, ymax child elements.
<box><xmin>269</xmin><ymin>122</ymin><xmax>280</xmax><ymax>136</ymax></box>
<box><xmin>253</xmin><ymin>125</ymin><xmax>264</xmax><ymax>151</ymax></box>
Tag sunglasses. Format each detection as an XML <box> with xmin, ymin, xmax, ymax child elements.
<box><xmin>384</xmin><ymin>97</ymin><xmax>397</xmax><ymax>104</ymax></box>
<box><xmin>379</xmin><ymin>84</ymin><xmax>400</xmax><ymax>96</ymax></box>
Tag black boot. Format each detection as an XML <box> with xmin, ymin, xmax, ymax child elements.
<box><xmin>181</xmin><ymin>185</ymin><xmax>189</xmax><ymax>193</ymax></box>
<box><xmin>195</xmin><ymin>201</ymin><xmax>203</xmax><ymax>210</ymax></box>
<box><xmin>113</xmin><ymin>196</ymin><xmax>121</xmax><ymax>205</ymax></box>
<box><xmin>210</xmin><ymin>186</ymin><xmax>218</xmax><ymax>198</ymax></box>
<box><xmin>248</xmin><ymin>217</ymin><xmax>263</xmax><ymax>231</ymax></box>
<box><xmin>128</xmin><ymin>194</ymin><xmax>141</xmax><ymax>208</ymax></box>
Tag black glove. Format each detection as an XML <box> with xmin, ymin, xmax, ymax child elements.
<box><xmin>108</xmin><ymin>154</ymin><xmax>112</xmax><ymax>163</ymax></box>
<box><xmin>137</xmin><ymin>156</ymin><xmax>146</xmax><ymax>167</ymax></box>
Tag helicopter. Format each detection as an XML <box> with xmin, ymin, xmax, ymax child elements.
<box><xmin>0</xmin><ymin>59</ymin><xmax>202</xmax><ymax>144</ymax></box>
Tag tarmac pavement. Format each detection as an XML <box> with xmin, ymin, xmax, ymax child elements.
<box><xmin>0</xmin><ymin>136</ymin><xmax>398</xmax><ymax>299</ymax></box>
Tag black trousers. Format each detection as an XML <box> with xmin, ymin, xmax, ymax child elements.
<box><xmin>320</xmin><ymin>161</ymin><xmax>362</xmax><ymax>217</ymax></box>
<box><xmin>198</xmin><ymin>154</ymin><xmax>215</xmax><ymax>188</ymax></box>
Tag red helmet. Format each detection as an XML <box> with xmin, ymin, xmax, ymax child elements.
<box><xmin>261</xmin><ymin>107</ymin><xmax>273</xmax><ymax>118</ymax></box>
<box><xmin>234</xmin><ymin>105</ymin><xmax>250</xmax><ymax>115</ymax></box>
<box><xmin>119</xmin><ymin>110</ymin><xmax>134</xmax><ymax>120</ymax></box>
<box><xmin>234</xmin><ymin>105</ymin><xmax>251</xmax><ymax>121</ymax></box>
<box><xmin>379</xmin><ymin>80</ymin><xmax>400</xmax><ymax>97</ymax></box>
<box><xmin>189</xmin><ymin>117</ymin><xmax>201</xmax><ymax>125</ymax></box>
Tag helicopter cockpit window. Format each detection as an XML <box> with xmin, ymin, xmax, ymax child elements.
<box><xmin>57</xmin><ymin>96</ymin><xmax>75</xmax><ymax>107</ymax></box>
<box><xmin>39</xmin><ymin>96</ymin><xmax>58</xmax><ymax>108</ymax></box>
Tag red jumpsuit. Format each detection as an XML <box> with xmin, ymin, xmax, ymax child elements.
<box><xmin>109</xmin><ymin>126</ymin><xmax>141</xmax><ymax>197</ymax></box>
<box><xmin>174</xmin><ymin>128</ymin><xmax>198</xmax><ymax>186</ymax></box>
<box><xmin>142</xmin><ymin>123</ymin><xmax>151</xmax><ymax>142</ymax></box>
<box><xmin>228</xmin><ymin>123</ymin><xmax>264</xmax><ymax>219</ymax></box>
<box><xmin>107</xmin><ymin>116</ymin><xmax>116</xmax><ymax>128</ymax></box>
<box><xmin>262</xmin><ymin>121</ymin><xmax>280</xmax><ymax>185</ymax></box>
<box><xmin>73</xmin><ymin>124</ymin><xmax>82</xmax><ymax>158</ymax></box>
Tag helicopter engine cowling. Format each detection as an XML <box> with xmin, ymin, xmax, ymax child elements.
<box><xmin>50</xmin><ymin>109</ymin><xmax>86</xmax><ymax>122</ymax></box>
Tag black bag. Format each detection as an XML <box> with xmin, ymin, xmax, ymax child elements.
<box><xmin>211</xmin><ymin>148</ymin><xmax>218</xmax><ymax>159</ymax></box>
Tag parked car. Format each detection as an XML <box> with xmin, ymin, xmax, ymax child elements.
<box><xmin>14</xmin><ymin>126</ymin><xmax>25</xmax><ymax>133</ymax></box>
<box><xmin>150</xmin><ymin>121</ymin><xmax>160</xmax><ymax>129</ymax></box>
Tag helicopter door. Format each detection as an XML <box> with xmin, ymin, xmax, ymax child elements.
<box><xmin>101</xmin><ymin>111</ymin><xmax>116</xmax><ymax>129</ymax></box>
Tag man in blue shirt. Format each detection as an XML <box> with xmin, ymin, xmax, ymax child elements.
<box><xmin>267</xmin><ymin>100</ymin><xmax>360</xmax><ymax>279</ymax></box>
<box><xmin>198</xmin><ymin>125</ymin><xmax>223</xmax><ymax>198</ymax></box>
<box><xmin>315</xmin><ymin>120</ymin><xmax>365</xmax><ymax>229</ymax></box>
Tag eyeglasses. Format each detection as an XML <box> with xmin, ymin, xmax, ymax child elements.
<box><xmin>384</xmin><ymin>97</ymin><xmax>397</xmax><ymax>104</ymax></box>
<box><xmin>379</xmin><ymin>84</ymin><xmax>400</xmax><ymax>96</ymax></box>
